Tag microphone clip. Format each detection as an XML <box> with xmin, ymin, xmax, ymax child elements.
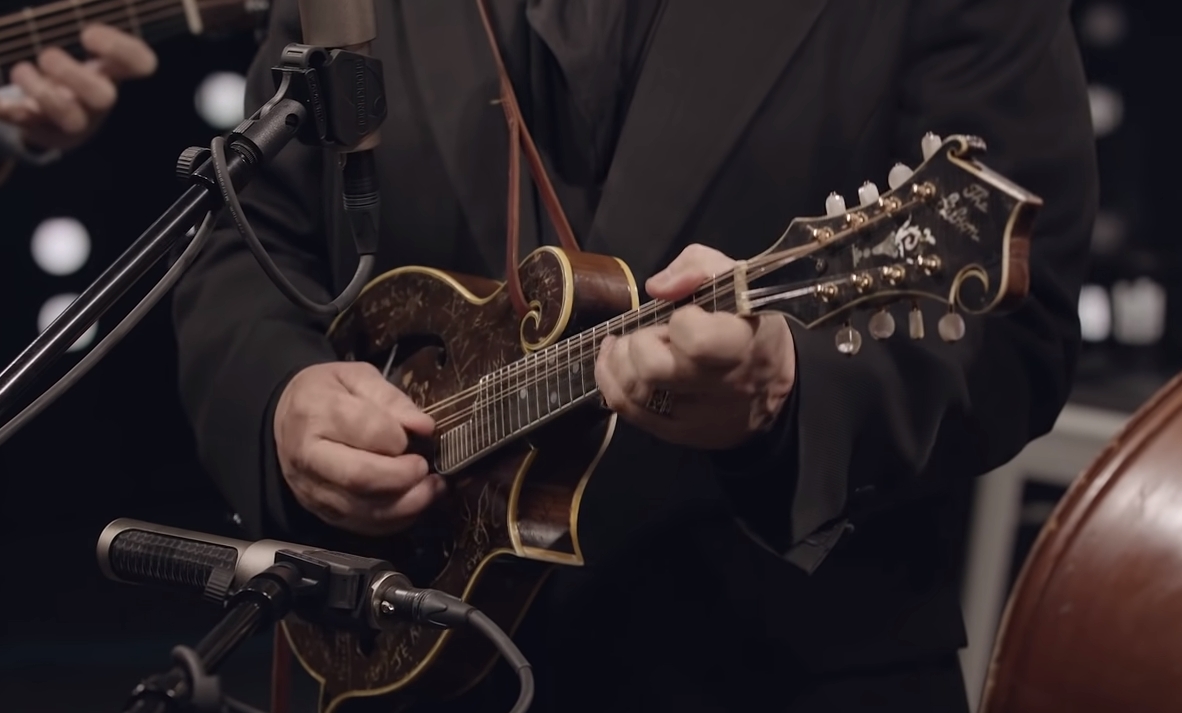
<box><xmin>267</xmin><ymin>43</ymin><xmax>387</xmax><ymax>151</ymax></box>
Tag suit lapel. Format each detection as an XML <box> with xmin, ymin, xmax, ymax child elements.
<box><xmin>395</xmin><ymin>0</ymin><xmax>537</xmax><ymax>277</ymax></box>
<box><xmin>587</xmin><ymin>0</ymin><xmax>832</xmax><ymax>280</ymax></box>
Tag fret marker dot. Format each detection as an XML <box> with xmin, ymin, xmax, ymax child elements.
<box><xmin>571</xmin><ymin>363</ymin><xmax>580</xmax><ymax>373</ymax></box>
<box><xmin>549</xmin><ymin>391</ymin><xmax>558</xmax><ymax>404</ymax></box>
<box><xmin>519</xmin><ymin>389</ymin><xmax>528</xmax><ymax>399</ymax></box>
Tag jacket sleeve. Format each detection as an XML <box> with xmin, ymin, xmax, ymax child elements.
<box><xmin>715</xmin><ymin>0</ymin><xmax>1098</xmax><ymax>572</ymax></box>
<box><xmin>172</xmin><ymin>0</ymin><xmax>338</xmax><ymax>539</ymax></box>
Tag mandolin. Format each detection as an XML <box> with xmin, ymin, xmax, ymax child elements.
<box><xmin>279</xmin><ymin>133</ymin><xmax>1042</xmax><ymax>712</ymax></box>
<box><xmin>0</xmin><ymin>0</ymin><xmax>264</xmax><ymax>83</ymax></box>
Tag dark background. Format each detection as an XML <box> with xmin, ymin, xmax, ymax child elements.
<box><xmin>0</xmin><ymin>1</ymin><xmax>1175</xmax><ymax>711</ymax></box>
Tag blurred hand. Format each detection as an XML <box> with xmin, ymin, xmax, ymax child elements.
<box><xmin>274</xmin><ymin>362</ymin><xmax>446</xmax><ymax>536</ymax></box>
<box><xmin>0</xmin><ymin>24</ymin><xmax>157</xmax><ymax>152</ymax></box>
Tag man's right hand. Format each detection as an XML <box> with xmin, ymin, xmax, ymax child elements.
<box><xmin>274</xmin><ymin>362</ymin><xmax>446</xmax><ymax>536</ymax></box>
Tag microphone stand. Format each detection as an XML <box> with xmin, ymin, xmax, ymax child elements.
<box><xmin>0</xmin><ymin>42</ymin><xmax>385</xmax><ymax>426</ymax></box>
<box><xmin>123</xmin><ymin>564</ymin><xmax>301</xmax><ymax>713</ymax></box>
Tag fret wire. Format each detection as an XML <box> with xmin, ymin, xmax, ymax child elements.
<box><xmin>532</xmin><ymin>352</ymin><xmax>541</xmax><ymax>426</ymax></box>
<box><xmin>564</xmin><ymin>338</ymin><xmax>573</xmax><ymax>406</ymax></box>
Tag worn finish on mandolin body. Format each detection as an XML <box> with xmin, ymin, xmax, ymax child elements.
<box><xmin>280</xmin><ymin>246</ymin><xmax>638</xmax><ymax>712</ymax></box>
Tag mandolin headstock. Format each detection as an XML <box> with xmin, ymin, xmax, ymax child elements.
<box><xmin>740</xmin><ymin>133</ymin><xmax>1042</xmax><ymax>353</ymax></box>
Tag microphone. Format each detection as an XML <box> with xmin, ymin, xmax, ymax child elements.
<box><xmin>97</xmin><ymin>518</ymin><xmax>320</xmax><ymax>603</ymax></box>
<box><xmin>99</xmin><ymin>519</ymin><xmax>537</xmax><ymax>713</ymax></box>
<box><xmin>96</xmin><ymin>518</ymin><xmax>466</xmax><ymax>629</ymax></box>
<box><xmin>295</xmin><ymin>0</ymin><xmax>382</xmax><ymax>270</ymax></box>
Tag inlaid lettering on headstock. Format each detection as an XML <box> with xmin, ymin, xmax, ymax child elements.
<box><xmin>852</xmin><ymin>218</ymin><xmax>937</xmax><ymax>267</ymax></box>
<box><xmin>937</xmin><ymin>183</ymin><xmax>990</xmax><ymax>242</ymax></box>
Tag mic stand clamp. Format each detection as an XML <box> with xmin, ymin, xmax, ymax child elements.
<box><xmin>123</xmin><ymin>564</ymin><xmax>304</xmax><ymax>713</ymax></box>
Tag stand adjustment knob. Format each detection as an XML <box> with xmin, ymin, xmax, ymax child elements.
<box><xmin>176</xmin><ymin>146</ymin><xmax>211</xmax><ymax>182</ymax></box>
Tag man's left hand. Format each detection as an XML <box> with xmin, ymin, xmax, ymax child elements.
<box><xmin>595</xmin><ymin>244</ymin><xmax>797</xmax><ymax>450</ymax></box>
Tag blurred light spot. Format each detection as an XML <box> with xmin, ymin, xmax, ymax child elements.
<box><xmin>30</xmin><ymin>217</ymin><xmax>90</xmax><ymax>276</ymax></box>
<box><xmin>1112</xmin><ymin>277</ymin><xmax>1166</xmax><ymax>346</ymax></box>
<box><xmin>194</xmin><ymin>72</ymin><xmax>247</xmax><ymax>130</ymax></box>
<box><xmin>37</xmin><ymin>294</ymin><xmax>97</xmax><ymax>353</ymax></box>
<box><xmin>1078</xmin><ymin>284</ymin><xmax>1111</xmax><ymax>342</ymax></box>
<box><xmin>1088</xmin><ymin>85</ymin><xmax>1124</xmax><ymax>138</ymax></box>
<box><xmin>1080</xmin><ymin>2</ymin><xmax>1129</xmax><ymax>48</ymax></box>
<box><xmin>1090</xmin><ymin>210</ymin><xmax>1128</xmax><ymax>255</ymax></box>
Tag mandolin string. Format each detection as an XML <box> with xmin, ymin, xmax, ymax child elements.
<box><xmin>422</xmin><ymin>279</ymin><xmax>744</xmax><ymax>423</ymax></box>
<box><xmin>423</xmin><ymin>248</ymin><xmax>809</xmax><ymax>429</ymax></box>
<box><xmin>429</xmin><ymin>288</ymin><xmax>748</xmax><ymax>435</ymax></box>
<box><xmin>0</xmin><ymin>0</ymin><xmax>181</xmax><ymax>63</ymax></box>
<box><xmin>420</xmin><ymin>247</ymin><xmax>810</xmax><ymax>424</ymax></box>
<box><xmin>0</xmin><ymin>0</ymin><xmax>169</xmax><ymax>32</ymax></box>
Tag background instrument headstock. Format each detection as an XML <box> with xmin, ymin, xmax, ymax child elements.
<box><xmin>736</xmin><ymin>133</ymin><xmax>1042</xmax><ymax>354</ymax></box>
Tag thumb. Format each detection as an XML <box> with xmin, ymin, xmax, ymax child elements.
<box><xmin>646</xmin><ymin>244</ymin><xmax>736</xmax><ymax>300</ymax></box>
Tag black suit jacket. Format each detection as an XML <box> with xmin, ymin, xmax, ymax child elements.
<box><xmin>172</xmin><ymin>1</ymin><xmax>1097</xmax><ymax>711</ymax></box>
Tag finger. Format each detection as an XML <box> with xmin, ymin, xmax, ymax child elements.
<box><xmin>668</xmin><ymin>305</ymin><xmax>756</xmax><ymax>371</ymax></box>
<box><xmin>307</xmin><ymin>439</ymin><xmax>432</xmax><ymax>497</ymax></box>
<box><xmin>10</xmin><ymin>62</ymin><xmax>87</xmax><ymax>135</ymax></box>
<box><xmin>645</xmin><ymin>244</ymin><xmax>736</xmax><ymax>300</ymax></box>
<box><xmin>80</xmin><ymin>24</ymin><xmax>158</xmax><ymax>80</ymax></box>
<box><xmin>598</xmin><ymin>333</ymin><xmax>652</xmax><ymax>407</ymax></box>
<box><xmin>625</xmin><ymin>325</ymin><xmax>696</xmax><ymax>392</ymax></box>
<box><xmin>321</xmin><ymin>391</ymin><xmax>412</xmax><ymax>457</ymax></box>
<box><xmin>334</xmin><ymin>362</ymin><xmax>435</xmax><ymax>435</ymax></box>
<box><xmin>0</xmin><ymin>93</ymin><xmax>41</xmax><ymax>124</ymax></box>
<box><xmin>38</xmin><ymin>46</ymin><xmax>117</xmax><ymax>114</ymax></box>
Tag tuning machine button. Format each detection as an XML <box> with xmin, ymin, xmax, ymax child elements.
<box><xmin>938</xmin><ymin>311</ymin><xmax>966</xmax><ymax>342</ymax></box>
<box><xmin>825</xmin><ymin>192</ymin><xmax>847</xmax><ymax>217</ymax></box>
<box><xmin>921</xmin><ymin>132</ymin><xmax>943</xmax><ymax>161</ymax></box>
<box><xmin>888</xmin><ymin>163</ymin><xmax>913</xmax><ymax>190</ymax></box>
<box><xmin>858</xmin><ymin>181</ymin><xmax>880</xmax><ymax>207</ymax></box>
<box><xmin>869</xmin><ymin>310</ymin><xmax>896</xmax><ymax>340</ymax></box>
<box><xmin>908</xmin><ymin>302</ymin><xmax>925</xmax><ymax>339</ymax></box>
<box><xmin>835</xmin><ymin>324</ymin><xmax>863</xmax><ymax>356</ymax></box>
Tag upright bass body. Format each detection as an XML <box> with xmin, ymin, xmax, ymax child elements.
<box><xmin>981</xmin><ymin>370</ymin><xmax>1182</xmax><ymax>713</ymax></box>
<box><xmin>279</xmin><ymin>246</ymin><xmax>638</xmax><ymax>712</ymax></box>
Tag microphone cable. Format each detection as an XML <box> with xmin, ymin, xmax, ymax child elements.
<box><xmin>0</xmin><ymin>210</ymin><xmax>217</xmax><ymax>447</ymax></box>
<box><xmin>0</xmin><ymin>120</ymin><xmax>378</xmax><ymax>444</ymax></box>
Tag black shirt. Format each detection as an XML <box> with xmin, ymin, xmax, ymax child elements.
<box><xmin>498</xmin><ymin>0</ymin><xmax>666</xmax><ymax>249</ymax></box>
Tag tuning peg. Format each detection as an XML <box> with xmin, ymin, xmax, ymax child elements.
<box><xmin>921</xmin><ymin>132</ymin><xmax>943</xmax><ymax>161</ymax></box>
<box><xmin>858</xmin><ymin>181</ymin><xmax>880</xmax><ymax>207</ymax></box>
<box><xmin>825</xmin><ymin>192</ymin><xmax>847</xmax><ymax>217</ymax></box>
<box><xmin>835</xmin><ymin>323</ymin><xmax>863</xmax><ymax>355</ymax></box>
<box><xmin>888</xmin><ymin>163</ymin><xmax>913</xmax><ymax>190</ymax></box>
<box><xmin>908</xmin><ymin>302</ymin><xmax>925</xmax><ymax>339</ymax></box>
<box><xmin>869</xmin><ymin>309</ymin><xmax>896</xmax><ymax>340</ymax></box>
<box><xmin>938</xmin><ymin>310</ymin><xmax>966</xmax><ymax>342</ymax></box>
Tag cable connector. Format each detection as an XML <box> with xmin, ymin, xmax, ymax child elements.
<box><xmin>378</xmin><ymin>585</ymin><xmax>473</xmax><ymax>629</ymax></box>
<box><xmin>342</xmin><ymin>149</ymin><xmax>380</xmax><ymax>256</ymax></box>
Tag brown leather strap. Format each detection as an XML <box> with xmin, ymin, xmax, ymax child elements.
<box><xmin>474</xmin><ymin>0</ymin><xmax>581</xmax><ymax>319</ymax></box>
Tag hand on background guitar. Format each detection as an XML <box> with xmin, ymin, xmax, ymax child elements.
<box><xmin>0</xmin><ymin>24</ymin><xmax>157</xmax><ymax>152</ymax></box>
<box><xmin>274</xmin><ymin>362</ymin><xmax>446</xmax><ymax>537</ymax></box>
<box><xmin>595</xmin><ymin>244</ymin><xmax>798</xmax><ymax>450</ymax></box>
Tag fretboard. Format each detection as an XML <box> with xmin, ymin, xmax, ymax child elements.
<box><xmin>0</xmin><ymin>0</ymin><xmax>190</xmax><ymax>84</ymax></box>
<box><xmin>436</xmin><ymin>273</ymin><xmax>741</xmax><ymax>473</ymax></box>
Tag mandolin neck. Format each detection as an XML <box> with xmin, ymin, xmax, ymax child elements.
<box><xmin>435</xmin><ymin>270</ymin><xmax>744</xmax><ymax>473</ymax></box>
<box><xmin>0</xmin><ymin>0</ymin><xmax>254</xmax><ymax>84</ymax></box>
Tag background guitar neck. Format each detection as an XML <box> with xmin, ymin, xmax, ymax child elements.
<box><xmin>0</xmin><ymin>0</ymin><xmax>253</xmax><ymax>84</ymax></box>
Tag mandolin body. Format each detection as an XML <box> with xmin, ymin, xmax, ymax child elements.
<box><xmin>279</xmin><ymin>246</ymin><xmax>638</xmax><ymax>713</ymax></box>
